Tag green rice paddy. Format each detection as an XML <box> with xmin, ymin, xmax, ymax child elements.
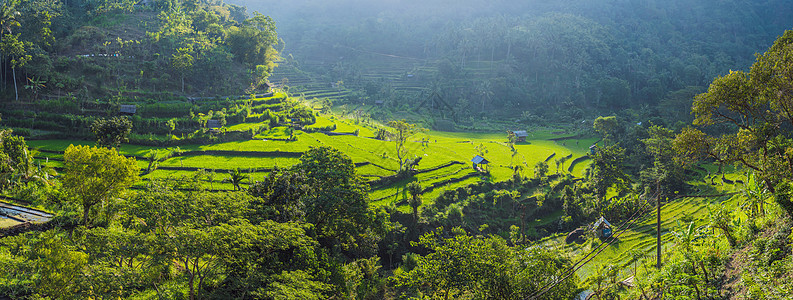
<box><xmin>28</xmin><ymin>110</ymin><xmax>594</xmax><ymax>211</ymax></box>
<box><xmin>537</xmin><ymin>171</ymin><xmax>749</xmax><ymax>281</ymax></box>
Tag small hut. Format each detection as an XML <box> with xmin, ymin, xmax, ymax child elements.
<box><xmin>135</xmin><ymin>0</ymin><xmax>155</xmax><ymax>7</ymax></box>
<box><xmin>512</xmin><ymin>130</ymin><xmax>529</xmax><ymax>142</ymax></box>
<box><xmin>589</xmin><ymin>144</ymin><xmax>598</xmax><ymax>154</ymax></box>
<box><xmin>262</xmin><ymin>81</ymin><xmax>272</xmax><ymax>92</ymax></box>
<box><xmin>120</xmin><ymin>105</ymin><xmax>137</xmax><ymax>116</ymax></box>
<box><xmin>471</xmin><ymin>155</ymin><xmax>489</xmax><ymax>172</ymax></box>
<box><xmin>206</xmin><ymin>119</ymin><xmax>221</xmax><ymax>129</ymax></box>
<box><xmin>593</xmin><ymin>216</ymin><xmax>613</xmax><ymax>238</ymax></box>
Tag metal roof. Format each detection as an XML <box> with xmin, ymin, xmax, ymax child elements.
<box><xmin>593</xmin><ymin>216</ymin><xmax>612</xmax><ymax>229</ymax></box>
<box><xmin>206</xmin><ymin>120</ymin><xmax>221</xmax><ymax>129</ymax></box>
<box><xmin>120</xmin><ymin>105</ymin><xmax>137</xmax><ymax>114</ymax></box>
<box><xmin>513</xmin><ymin>130</ymin><xmax>529</xmax><ymax>137</ymax></box>
<box><xmin>471</xmin><ymin>155</ymin><xmax>489</xmax><ymax>164</ymax></box>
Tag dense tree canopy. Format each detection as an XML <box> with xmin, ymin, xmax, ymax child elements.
<box><xmin>0</xmin><ymin>0</ymin><xmax>281</xmax><ymax>99</ymax></box>
<box><xmin>62</xmin><ymin>144</ymin><xmax>139</xmax><ymax>225</ymax></box>
<box><xmin>292</xmin><ymin>146</ymin><xmax>379</xmax><ymax>251</ymax></box>
<box><xmin>90</xmin><ymin>116</ymin><xmax>132</xmax><ymax>148</ymax></box>
<box><xmin>675</xmin><ymin>29</ymin><xmax>793</xmax><ymax>217</ymax></box>
<box><xmin>393</xmin><ymin>227</ymin><xmax>579</xmax><ymax>299</ymax></box>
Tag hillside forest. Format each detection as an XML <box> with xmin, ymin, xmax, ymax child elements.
<box><xmin>2</xmin><ymin>0</ymin><xmax>793</xmax><ymax>299</ymax></box>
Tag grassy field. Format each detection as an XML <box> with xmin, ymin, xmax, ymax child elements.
<box><xmin>0</xmin><ymin>217</ymin><xmax>20</xmax><ymax>228</ymax></box>
<box><xmin>28</xmin><ymin>113</ymin><xmax>594</xmax><ymax>211</ymax></box>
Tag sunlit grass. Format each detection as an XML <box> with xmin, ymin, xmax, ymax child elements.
<box><xmin>29</xmin><ymin>128</ymin><xmax>600</xmax><ymax>209</ymax></box>
<box><xmin>539</xmin><ymin>172</ymin><xmax>748</xmax><ymax>280</ymax></box>
<box><xmin>158</xmin><ymin>155</ymin><xmax>298</xmax><ymax>170</ymax></box>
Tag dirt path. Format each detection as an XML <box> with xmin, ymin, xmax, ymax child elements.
<box><xmin>722</xmin><ymin>245</ymin><xmax>749</xmax><ymax>299</ymax></box>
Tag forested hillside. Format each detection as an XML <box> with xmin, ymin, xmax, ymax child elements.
<box><xmin>234</xmin><ymin>0</ymin><xmax>792</xmax><ymax>125</ymax></box>
<box><xmin>0</xmin><ymin>0</ymin><xmax>277</xmax><ymax>100</ymax></box>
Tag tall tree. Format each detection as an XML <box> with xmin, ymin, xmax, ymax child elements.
<box><xmin>0</xmin><ymin>0</ymin><xmax>20</xmax><ymax>92</ymax></box>
<box><xmin>0</xmin><ymin>33</ymin><xmax>29</xmax><ymax>101</ymax></box>
<box><xmin>587</xmin><ymin>145</ymin><xmax>630</xmax><ymax>205</ymax></box>
<box><xmin>674</xmin><ymin>29</ymin><xmax>793</xmax><ymax>217</ymax></box>
<box><xmin>62</xmin><ymin>145</ymin><xmax>139</xmax><ymax>225</ymax></box>
<box><xmin>90</xmin><ymin>116</ymin><xmax>132</xmax><ymax>148</ymax></box>
<box><xmin>292</xmin><ymin>146</ymin><xmax>378</xmax><ymax>250</ymax></box>
<box><xmin>593</xmin><ymin>116</ymin><xmax>619</xmax><ymax>145</ymax></box>
<box><xmin>642</xmin><ymin>125</ymin><xmax>685</xmax><ymax>196</ymax></box>
<box><xmin>406</xmin><ymin>181</ymin><xmax>422</xmax><ymax>221</ymax></box>
<box><xmin>171</xmin><ymin>47</ymin><xmax>193</xmax><ymax>93</ymax></box>
<box><xmin>248</xmin><ymin>167</ymin><xmax>310</xmax><ymax>223</ymax></box>
<box><xmin>387</xmin><ymin>120</ymin><xmax>420</xmax><ymax>171</ymax></box>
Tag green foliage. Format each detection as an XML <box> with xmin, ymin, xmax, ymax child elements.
<box><xmin>90</xmin><ymin>116</ymin><xmax>132</xmax><ymax>148</ymax></box>
<box><xmin>406</xmin><ymin>181</ymin><xmax>422</xmax><ymax>221</ymax></box>
<box><xmin>392</xmin><ymin>227</ymin><xmax>579</xmax><ymax>299</ymax></box>
<box><xmin>387</xmin><ymin>120</ymin><xmax>421</xmax><ymax>170</ymax></box>
<box><xmin>587</xmin><ymin>144</ymin><xmax>629</xmax><ymax>202</ymax></box>
<box><xmin>226</xmin><ymin>167</ymin><xmax>247</xmax><ymax>191</ymax></box>
<box><xmin>292</xmin><ymin>146</ymin><xmax>379</xmax><ymax>251</ymax></box>
<box><xmin>343</xmin><ymin>257</ymin><xmax>385</xmax><ymax>300</ymax></box>
<box><xmin>533</xmin><ymin>161</ymin><xmax>548</xmax><ymax>179</ymax></box>
<box><xmin>248</xmin><ymin>167</ymin><xmax>310</xmax><ymax>223</ymax></box>
<box><xmin>0</xmin><ymin>130</ymin><xmax>46</xmax><ymax>190</ymax></box>
<box><xmin>0</xmin><ymin>229</ymin><xmax>88</xmax><ymax>299</ymax></box>
<box><xmin>641</xmin><ymin>125</ymin><xmax>686</xmax><ymax>196</ymax></box>
<box><xmin>227</xmin><ymin>12</ymin><xmax>278</xmax><ymax>66</ymax></box>
<box><xmin>62</xmin><ymin>144</ymin><xmax>139</xmax><ymax>225</ymax></box>
<box><xmin>171</xmin><ymin>47</ymin><xmax>193</xmax><ymax>93</ymax></box>
<box><xmin>677</xmin><ymin>29</ymin><xmax>793</xmax><ymax>217</ymax></box>
<box><xmin>593</xmin><ymin>116</ymin><xmax>618</xmax><ymax>144</ymax></box>
<box><xmin>708</xmin><ymin>202</ymin><xmax>737</xmax><ymax>248</ymax></box>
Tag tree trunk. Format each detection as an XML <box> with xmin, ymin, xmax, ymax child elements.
<box><xmin>490</xmin><ymin>46</ymin><xmax>495</xmax><ymax>75</ymax></box>
<box><xmin>186</xmin><ymin>259</ymin><xmax>196</xmax><ymax>300</ymax></box>
<box><xmin>699</xmin><ymin>261</ymin><xmax>709</xmax><ymax>284</ymax></box>
<box><xmin>13</xmin><ymin>66</ymin><xmax>18</xmax><ymax>101</ymax></box>
<box><xmin>189</xmin><ymin>273</ymin><xmax>195</xmax><ymax>300</ymax></box>
<box><xmin>82</xmin><ymin>204</ymin><xmax>91</xmax><ymax>226</ymax></box>
<box><xmin>721</xmin><ymin>226</ymin><xmax>736</xmax><ymax>247</ymax></box>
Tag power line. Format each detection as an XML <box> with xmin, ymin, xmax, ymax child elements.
<box><xmin>526</xmin><ymin>193</ymin><xmax>656</xmax><ymax>299</ymax></box>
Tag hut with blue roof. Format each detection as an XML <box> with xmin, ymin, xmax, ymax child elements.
<box><xmin>471</xmin><ymin>155</ymin><xmax>489</xmax><ymax>172</ymax></box>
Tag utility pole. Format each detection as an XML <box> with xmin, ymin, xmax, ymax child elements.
<box><xmin>656</xmin><ymin>195</ymin><xmax>662</xmax><ymax>269</ymax></box>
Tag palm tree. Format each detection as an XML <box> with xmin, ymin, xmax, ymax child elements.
<box><xmin>406</xmin><ymin>181</ymin><xmax>422</xmax><ymax>221</ymax></box>
<box><xmin>24</xmin><ymin>77</ymin><xmax>46</xmax><ymax>102</ymax></box>
<box><xmin>742</xmin><ymin>172</ymin><xmax>767</xmax><ymax>218</ymax></box>
<box><xmin>672</xmin><ymin>220</ymin><xmax>705</xmax><ymax>252</ymax></box>
<box><xmin>227</xmin><ymin>168</ymin><xmax>247</xmax><ymax>191</ymax></box>
<box><xmin>0</xmin><ymin>0</ymin><xmax>20</xmax><ymax>92</ymax></box>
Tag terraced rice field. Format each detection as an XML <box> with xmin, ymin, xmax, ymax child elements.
<box><xmin>29</xmin><ymin>115</ymin><xmax>594</xmax><ymax>211</ymax></box>
<box><xmin>536</xmin><ymin>174</ymin><xmax>749</xmax><ymax>281</ymax></box>
<box><xmin>0</xmin><ymin>199</ymin><xmax>54</xmax><ymax>228</ymax></box>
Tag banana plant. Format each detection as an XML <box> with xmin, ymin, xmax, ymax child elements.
<box><xmin>742</xmin><ymin>172</ymin><xmax>768</xmax><ymax>218</ymax></box>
